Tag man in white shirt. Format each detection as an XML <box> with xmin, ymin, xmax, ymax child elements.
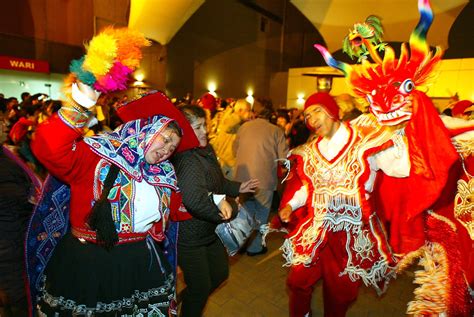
<box><xmin>278</xmin><ymin>92</ymin><xmax>410</xmax><ymax>317</ymax></box>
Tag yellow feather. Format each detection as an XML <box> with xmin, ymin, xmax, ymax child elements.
<box><xmin>83</xmin><ymin>33</ymin><xmax>118</xmax><ymax>76</ymax></box>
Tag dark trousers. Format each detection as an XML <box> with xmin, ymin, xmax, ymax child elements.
<box><xmin>0</xmin><ymin>239</ymin><xmax>28</xmax><ymax>312</ymax></box>
<box><xmin>178</xmin><ymin>238</ymin><xmax>229</xmax><ymax>317</ymax></box>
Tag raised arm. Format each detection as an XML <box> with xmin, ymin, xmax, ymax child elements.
<box><xmin>31</xmin><ymin>84</ymin><xmax>99</xmax><ymax>184</ymax></box>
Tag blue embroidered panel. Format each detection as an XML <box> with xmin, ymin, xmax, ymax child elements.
<box><xmin>164</xmin><ymin>220</ymin><xmax>178</xmax><ymax>277</ymax></box>
<box><xmin>24</xmin><ymin>175</ymin><xmax>70</xmax><ymax>316</ymax></box>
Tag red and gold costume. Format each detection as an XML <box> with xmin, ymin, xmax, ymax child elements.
<box><xmin>281</xmin><ymin>113</ymin><xmax>409</xmax><ymax>316</ymax></box>
<box><xmin>314</xmin><ymin>0</ymin><xmax>474</xmax><ymax>315</ymax></box>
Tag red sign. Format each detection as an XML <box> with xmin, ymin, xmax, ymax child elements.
<box><xmin>0</xmin><ymin>56</ymin><xmax>50</xmax><ymax>73</ymax></box>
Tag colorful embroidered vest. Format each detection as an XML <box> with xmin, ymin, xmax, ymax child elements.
<box><xmin>93</xmin><ymin>159</ymin><xmax>172</xmax><ymax>234</ymax></box>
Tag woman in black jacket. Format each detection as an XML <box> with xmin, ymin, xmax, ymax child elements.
<box><xmin>172</xmin><ymin>105</ymin><xmax>259</xmax><ymax>316</ymax></box>
<box><xmin>0</xmin><ymin>146</ymin><xmax>36</xmax><ymax>317</ymax></box>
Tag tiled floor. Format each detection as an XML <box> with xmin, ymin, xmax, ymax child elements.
<box><xmin>177</xmin><ymin>229</ymin><xmax>418</xmax><ymax>317</ymax></box>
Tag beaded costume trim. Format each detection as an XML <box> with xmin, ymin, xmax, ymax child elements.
<box><xmin>57</xmin><ymin>96</ymin><xmax>92</xmax><ymax>131</ymax></box>
<box><xmin>39</xmin><ymin>273</ymin><xmax>175</xmax><ymax>316</ymax></box>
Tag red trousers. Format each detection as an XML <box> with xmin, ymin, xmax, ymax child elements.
<box><xmin>287</xmin><ymin>231</ymin><xmax>361</xmax><ymax>317</ymax></box>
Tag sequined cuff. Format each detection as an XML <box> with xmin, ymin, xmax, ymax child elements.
<box><xmin>58</xmin><ymin>97</ymin><xmax>92</xmax><ymax>131</ymax></box>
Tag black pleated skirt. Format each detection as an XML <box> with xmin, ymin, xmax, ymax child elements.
<box><xmin>37</xmin><ymin>233</ymin><xmax>176</xmax><ymax>316</ymax></box>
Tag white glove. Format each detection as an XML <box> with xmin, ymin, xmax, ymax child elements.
<box><xmin>71</xmin><ymin>81</ymin><xmax>101</xmax><ymax>109</ymax></box>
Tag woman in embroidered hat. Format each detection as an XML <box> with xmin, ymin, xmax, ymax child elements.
<box><xmin>25</xmin><ymin>28</ymin><xmax>191</xmax><ymax>316</ymax></box>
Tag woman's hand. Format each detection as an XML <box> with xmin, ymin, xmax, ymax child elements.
<box><xmin>239</xmin><ymin>179</ymin><xmax>260</xmax><ymax>193</ymax></box>
<box><xmin>219</xmin><ymin>200</ymin><xmax>233</xmax><ymax>220</ymax></box>
<box><xmin>278</xmin><ymin>204</ymin><xmax>292</xmax><ymax>223</ymax></box>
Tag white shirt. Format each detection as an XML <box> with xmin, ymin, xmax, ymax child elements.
<box><xmin>288</xmin><ymin>124</ymin><xmax>410</xmax><ymax>211</ymax></box>
<box><xmin>133</xmin><ymin>179</ymin><xmax>161</xmax><ymax>232</ymax></box>
<box><xmin>317</xmin><ymin>122</ymin><xmax>350</xmax><ymax>161</ymax></box>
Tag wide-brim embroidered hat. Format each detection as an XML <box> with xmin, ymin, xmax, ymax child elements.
<box><xmin>117</xmin><ymin>90</ymin><xmax>200</xmax><ymax>152</ymax></box>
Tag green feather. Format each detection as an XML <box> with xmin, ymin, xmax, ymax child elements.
<box><xmin>375</xmin><ymin>43</ymin><xmax>386</xmax><ymax>52</ymax></box>
<box><xmin>343</xmin><ymin>36</ymin><xmax>355</xmax><ymax>59</ymax></box>
<box><xmin>356</xmin><ymin>24</ymin><xmax>373</xmax><ymax>38</ymax></box>
<box><xmin>366</xmin><ymin>15</ymin><xmax>384</xmax><ymax>40</ymax></box>
<box><xmin>69</xmin><ymin>57</ymin><xmax>96</xmax><ymax>85</ymax></box>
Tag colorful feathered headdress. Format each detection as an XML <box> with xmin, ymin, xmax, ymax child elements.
<box><xmin>315</xmin><ymin>0</ymin><xmax>443</xmax><ymax>126</ymax></box>
<box><xmin>69</xmin><ymin>27</ymin><xmax>151</xmax><ymax>93</ymax></box>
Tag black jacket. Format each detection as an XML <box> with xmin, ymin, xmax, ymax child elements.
<box><xmin>172</xmin><ymin>145</ymin><xmax>240</xmax><ymax>247</ymax></box>
<box><xmin>0</xmin><ymin>150</ymin><xmax>34</xmax><ymax>240</ymax></box>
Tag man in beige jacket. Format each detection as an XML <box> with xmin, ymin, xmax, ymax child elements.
<box><xmin>210</xmin><ymin>99</ymin><xmax>252</xmax><ymax>178</ymax></box>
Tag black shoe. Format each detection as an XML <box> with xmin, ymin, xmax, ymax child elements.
<box><xmin>246</xmin><ymin>246</ymin><xmax>268</xmax><ymax>257</ymax></box>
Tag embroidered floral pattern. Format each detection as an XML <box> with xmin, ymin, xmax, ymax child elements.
<box><xmin>121</xmin><ymin>147</ymin><xmax>136</xmax><ymax>163</ymax></box>
<box><xmin>149</xmin><ymin>165</ymin><xmax>162</xmax><ymax>174</ymax></box>
<box><xmin>128</xmin><ymin>138</ymin><xmax>138</xmax><ymax>148</ymax></box>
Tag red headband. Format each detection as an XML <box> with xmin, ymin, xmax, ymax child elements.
<box><xmin>304</xmin><ymin>92</ymin><xmax>339</xmax><ymax>120</ymax></box>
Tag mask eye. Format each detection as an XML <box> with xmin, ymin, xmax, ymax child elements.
<box><xmin>399</xmin><ymin>79</ymin><xmax>414</xmax><ymax>94</ymax></box>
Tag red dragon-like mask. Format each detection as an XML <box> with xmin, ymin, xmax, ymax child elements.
<box><xmin>315</xmin><ymin>0</ymin><xmax>442</xmax><ymax>126</ymax></box>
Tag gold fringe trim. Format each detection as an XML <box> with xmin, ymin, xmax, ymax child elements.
<box><xmin>397</xmin><ymin>242</ymin><xmax>449</xmax><ymax>316</ymax></box>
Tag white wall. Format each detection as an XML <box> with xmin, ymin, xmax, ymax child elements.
<box><xmin>0</xmin><ymin>70</ymin><xmax>65</xmax><ymax>100</ymax></box>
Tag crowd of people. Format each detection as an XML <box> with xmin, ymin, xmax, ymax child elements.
<box><xmin>0</xmin><ymin>84</ymin><xmax>472</xmax><ymax>316</ymax></box>
<box><xmin>0</xmin><ymin>83</ymin><xmax>474</xmax><ymax>316</ymax></box>
<box><xmin>2</xmin><ymin>88</ymin><xmax>470</xmax><ymax>187</ymax></box>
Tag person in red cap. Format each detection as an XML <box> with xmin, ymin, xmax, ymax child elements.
<box><xmin>199</xmin><ymin>93</ymin><xmax>217</xmax><ymax>116</ymax></box>
<box><xmin>199</xmin><ymin>93</ymin><xmax>218</xmax><ymax>141</ymax></box>
<box><xmin>451</xmin><ymin>100</ymin><xmax>473</xmax><ymax>120</ymax></box>
<box><xmin>277</xmin><ymin>92</ymin><xmax>412</xmax><ymax>316</ymax></box>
